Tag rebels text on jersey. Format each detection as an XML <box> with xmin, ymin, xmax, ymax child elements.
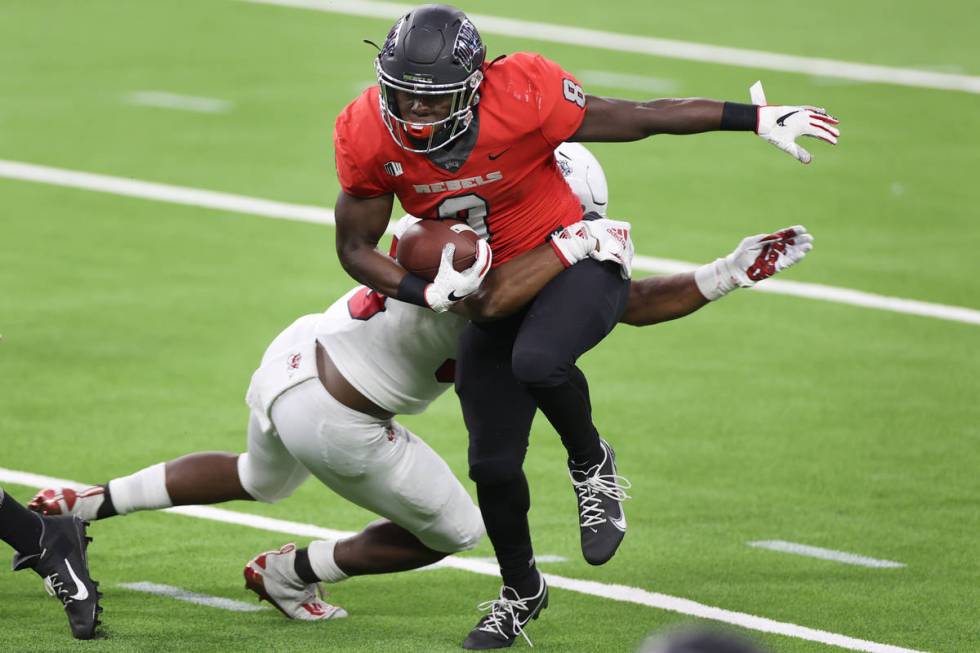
<box><xmin>334</xmin><ymin>53</ymin><xmax>587</xmax><ymax>267</ymax></box>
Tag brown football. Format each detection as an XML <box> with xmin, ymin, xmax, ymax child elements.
<box><xmin>396</xmin><ymin>219</ymin><xmax>480</xmax><ymax>281</ymax></box>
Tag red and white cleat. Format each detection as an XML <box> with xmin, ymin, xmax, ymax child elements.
<box><xmin>244</xmin><ymin>543</ymin><xmax>347</xmax><ymax>621</ymax></box>
<box><xmin>29</xmin><ymin>487</ymin><xmax>107</xmax><ymax>522</ymax></box>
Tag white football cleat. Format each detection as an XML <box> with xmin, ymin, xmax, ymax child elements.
<box><xmin>29</xmin><ymin>487</ymin><xmax>107</xmax><ymax>522</ymax></box>
<box><xmin>243</xmin><ymin>543</ymin><xmax>347</xmax><ymax>621</ymax></box>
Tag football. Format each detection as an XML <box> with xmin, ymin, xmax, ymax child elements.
<box><xmin>395</xmin><ymin>219</ymin><xmax>480</xmax><ymax>281</ymax></box>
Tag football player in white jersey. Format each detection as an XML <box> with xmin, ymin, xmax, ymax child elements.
<box><xmin>29</xmin><ymin>143</ymin><xmax>812</xmax><ymax>621</ymax></box>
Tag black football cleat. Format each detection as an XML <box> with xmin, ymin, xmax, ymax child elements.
<box><xmin>12</xmin><ymin>515</ymin><xmax>102</xmax><ymax>639</ymax></box>
<box><xmin>462</xmin><ymin>576</ymin><xmax>548</xmax><ymax>649</ymax></box>
<box><xmin>569</xmin><ymin>439</ymin><xmax>632</xmax><ymax>565</ymax></box>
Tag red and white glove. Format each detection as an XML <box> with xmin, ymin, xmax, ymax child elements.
<box><xmin>752</xmin><ymin>81</ymin><xmax>839</xmax><ymax>164</ymax></box>
<box><xmin>550</xmin><ymin>218</ymin><xmax>634</xmax><ymax>279</ymax></box>
<box><xmin>588</xmin><ymin>217</ymin><xmax>634</xmax><ymax>279</ymax></box>
<box><xmin>550</xmin><ymin>221</ymin><xmax>596</xmax><ymax>267</ymax></box>
<box><xmin>694</xmin><ymin>225</ymin><xmax>813</xmax><ymax>300</ymax></box>
<box><xmin>424</xmin><ymin>239</ymin><xmax>493</xmax><ymax>313</ymax></box>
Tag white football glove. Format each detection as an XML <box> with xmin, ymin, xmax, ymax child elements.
<box><xmin>587</xmin><ymin>217</ymin><xmax>634</xmax><ymax>279</ymax></box>
<box><xmin>752</xmin><ymin>81</ymin><xmax>839</xmax><ymax>164</ymax></box>
<box><xmin>694</xmin><ymin>225</ymin><xmax>814</xmax><ymax>300</ymax></box>
<box><xmin>550</xmin><ymin>218</ymin><xmax>634</xmax><ymax>279</ymax></box>
<box><xmin>423</xmin><ymin>239</ymin><xmax>493</xmax><ymax>313</ymax></box>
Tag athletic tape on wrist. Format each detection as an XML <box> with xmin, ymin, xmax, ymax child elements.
<box><xmin>694</xmin><ymin>258</ymin><xmax>737</xmax><ymax>301</ymax></box>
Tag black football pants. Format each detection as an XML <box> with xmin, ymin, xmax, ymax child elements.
<box><xmin>455</xmin><ymin>259</ymin><xmax>629</xmax><ymax>590</ymax></box>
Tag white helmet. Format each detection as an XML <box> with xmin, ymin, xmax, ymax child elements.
<box><xmin>555</xmin><ymin>142</ymin><xmax>609</xmax><ymax>217</ymax></box>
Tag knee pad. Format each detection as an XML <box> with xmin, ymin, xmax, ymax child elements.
<box><xmin>511</xmin><ymin>346</ymin><xmax>569</xmax><ymax>388</ymax></box>
<box><xmin>237</xmin><ymin>452</ymin><xmax>304</xmax><ymax>504</ymax></box>
<box><xmin>418</xmin><ymin>493</ymin><xmax>486</xmax><ymax>553</ymax></box>
<box><xmin>452</xmin><ymin>508</ymin><xmax>486</xmax><ymax>552</ymax></box>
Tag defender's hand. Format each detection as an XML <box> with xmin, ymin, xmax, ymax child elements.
<box><xmin>550</xmin><ymin>221</ymin><xmax>597</xmax><ymax>267</ymax></box>
<box><xmin>586</xmin><ymin>217</ymin><xmax>634</xmax><ymax>279</ymax></box>
<box><xmin>757</xmin><ymin>105</ymin><xmax>839</xmax><ymax>164</ymax></box>
<box><xmin>695</xmin><ymin>225</ymin><xmax>814</xmax><ymax>300</ymax></box>
<box><xmin>424</xmin><ymin>240</ymin><xmax>492</xmax><ymax>312</ymax></box>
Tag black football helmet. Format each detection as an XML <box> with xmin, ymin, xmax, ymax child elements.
<box><xmin>375</xmin><ymin>4</ymin><xmax>486</xmax><ymax>152</ymax></box>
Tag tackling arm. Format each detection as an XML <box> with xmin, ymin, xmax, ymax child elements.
<box><xmin>455</xmin><ymin>217</ymin><xmax>633</xmax><ymax>321</ymax></box>
<box><xmin>455</xmin><ymin>245</ymin><xmax>566</xmax><ymax>321</ymax></box>
<box><xmin>621</xmin><ymin>225</ymin><xmax>814</xmax><ymax>326</ymax></box>
<box><xmin>620</xmin><ymin>273</ymin><xmax>708</xmax><ymax>326</ymax></box>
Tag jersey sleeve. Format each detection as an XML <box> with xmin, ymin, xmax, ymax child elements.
<box><xmin>333</xmin><ymin>101</ymin><xmax>389</xmax><ymax>198</ymax></box>
<box><xmin>527</xmin><ymin>54</ymin><xmax>587</xmax><ymax>148</ymax></box>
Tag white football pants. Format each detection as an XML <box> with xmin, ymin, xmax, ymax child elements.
<box><xmin>238</xmin><ymin>315</ymin><xmax>484</xmax><ymax>554</ymax></box>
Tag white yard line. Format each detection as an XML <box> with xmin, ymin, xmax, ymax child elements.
<box><xmin>124</xmin><ymin>91</ymin><xmax>233</xmax><ymax>114</ymax></box>
<box><xmin>469</xmin><ymin>554</ymin><xmax>568</xmax><ymax>565</ymax></box>
<box><xmin>2</xmin><ymin>158</ymin><xmax>978</xmax><ymax>327</ymax></box>
<box><xmin>749</xmin><ymin>541</ymin><xmax>906</xmax><ymax>569</ymax></box>
<box><xmin>238</xmin><ymin>0</ymin><xmax>980</xmax><ymax>95</ymax></box>
<box><xmin>118</xmin><ymin>581</ymin><xmax>268</xmax><ymax>612</ymax></box>
<box><xmin>0</xmin><ymin>159</ymin><xmax>334</xmax><ymax>226</ymax></box>
<box><xmin>0</xmin><ymin>467</ymin><xmax>927</xmax><ymax>653</ymax></box>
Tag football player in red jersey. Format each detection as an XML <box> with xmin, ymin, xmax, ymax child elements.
<box><xmin>27</xmin><ymin>134</ymin><xmax>812</xmax><ymax>643</ymax></box>
<box><xmin>333</xmin><ymin>5</ymin><xmax>838</xmax><ymax>649</ymax></box>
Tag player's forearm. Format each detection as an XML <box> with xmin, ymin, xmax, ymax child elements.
<box><xmin>620</xmin><ymin>273</ymin><xmax>709</xmax><ymax>326</ymax></box>
<box><xmin>573</xmin><ymin>96</ymin><xmax>756</xmax><ymax>141</ymax></box>
<box><xmin>337</xmin><ymin>242</ymin><xmax>411</xmax><ymax>298</ymax></box>
<box><xmin>629</xmin><ymin>98</ymin><xmax>725</xmax><ymax>136</ymax></box>
<box><xmin>457</xmin><ymin>245</ymin><xmax>565</xmax><ymax>321</ymax></box>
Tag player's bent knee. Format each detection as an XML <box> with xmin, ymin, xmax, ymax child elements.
<box><xmin>468</xmin><ymin>457</ymin><xmax>523</xmax><ymax>486</ymax></box>
<box><xmin>511</xmin><ymin>347</ymin><xmax>569</xmax><ymax>388</ymax></box>
<box><xmin>453</xmin><ymin>513</ymin><xmax>486</xmax><ymax>552</ymax></box>
<box><xmin>418</xmin><ymin>496</ymin><xmax>485</xmax><ymax>553</ymax></box>
<box><xmin>236</xmin><ymin>452</ymin><xmax>301</xmax><ymax>504</ymax></box>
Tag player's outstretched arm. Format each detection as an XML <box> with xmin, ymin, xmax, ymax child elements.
<box><xmin>571</xmin><ymin>88</ymin><xmax>838</xmax><ymax>164</ymax></box>
<box><xmin>620</xmin><ymin>272</ymin><xmax>708</xmax><ymax>326</ymax></box>
<box><xmin>621</xmin><ymin>226</ymin><xmax>813</xmax><ymax>326</ymax></box>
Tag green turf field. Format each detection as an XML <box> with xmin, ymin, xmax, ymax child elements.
<box><xmin>1</xmin><ymin>1</ymin><xmax>977</xmax><ymax>652</ymax></box>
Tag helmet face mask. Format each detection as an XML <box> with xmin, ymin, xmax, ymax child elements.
<box><xmin>375</xmin><ymin>6</ymin><xmax>486</xmax><ymax>153</ymax></box>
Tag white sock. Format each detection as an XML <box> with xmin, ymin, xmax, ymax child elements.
<box><xmin>108</xmin><ymin>462</ymin><xmax>173</xmax><ymax>515</ymax></box>
<box><xmin>307</xmin><ymin>539</ymin><xmax>349</xmax><ymax>583</ymax></box>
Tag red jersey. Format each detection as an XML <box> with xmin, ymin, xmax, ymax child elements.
<box><xmin>334</xmin><ymin>52</ymin><xmax>587</xmax><ymax>267</ymax></box>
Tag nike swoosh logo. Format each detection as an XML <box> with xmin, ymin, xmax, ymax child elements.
<box><xmin>488</xmin><ymin>147</ymin><xmax>511</xmax><ymax>160</ymax></box>
<box><xmin>65</xmin><ymin>559</ymin><xmax>89</xmax><ymax>600</ymax></box>
<box><xmin>447</xmin><ymin>290</ymin><xmax>472</xmax><ymax>302</ymax></box>
<box><xmin>776</xmin><ymin>110</ymin><xmax>799</xmax><ymax>127</ymax></box>
<box><xmin>610</xmin><ymin>511</ymin><xmax>627</xmax><ymax>532</ymax></box>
